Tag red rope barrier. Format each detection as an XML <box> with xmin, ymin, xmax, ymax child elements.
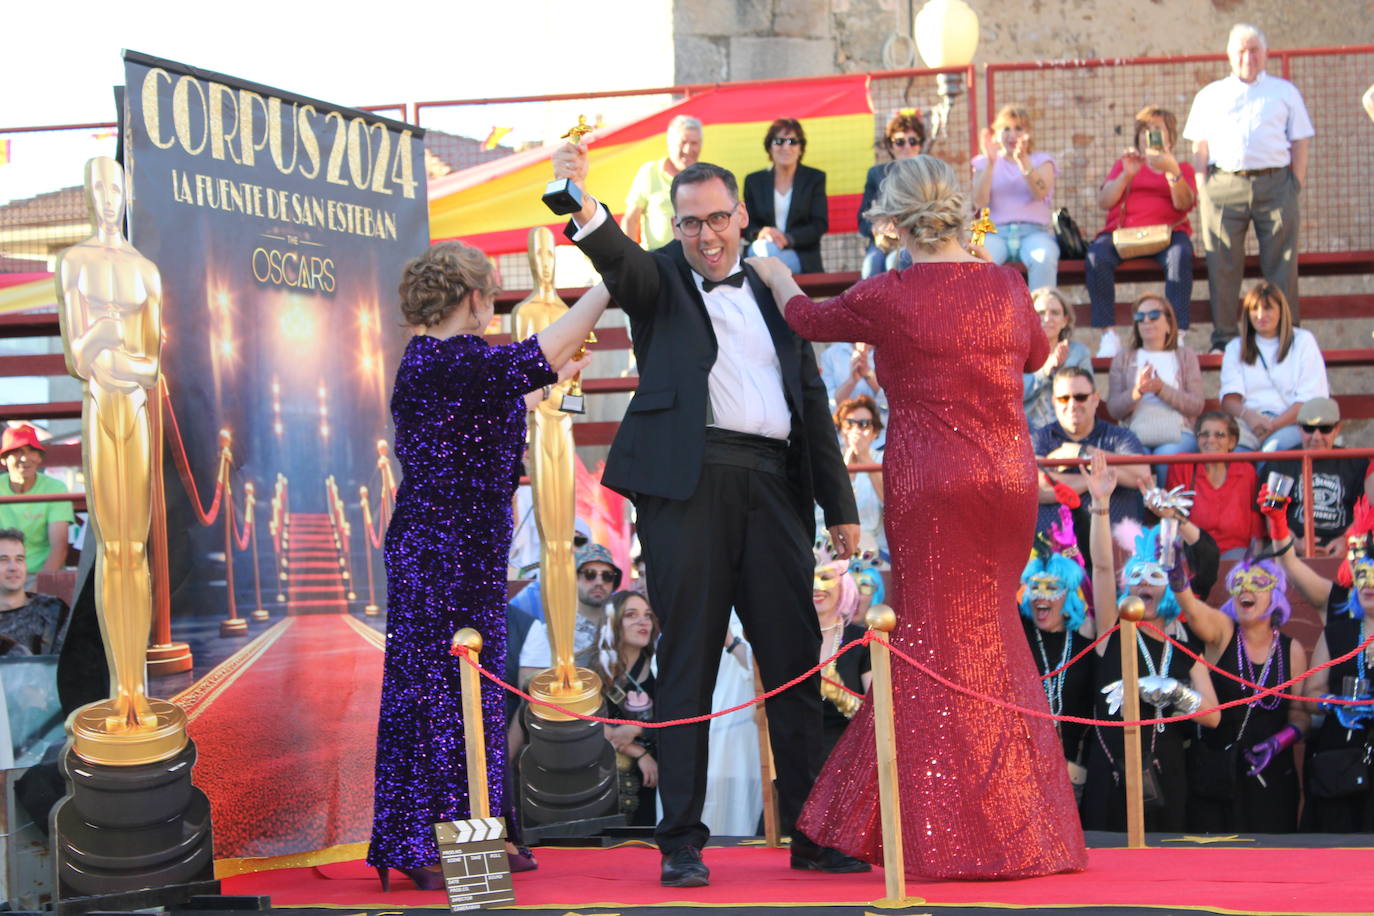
<box><xmin>822</xmin><ymin>674</ymin><xmax>864</xmax><ymax>699</ymax></box>
<box><xmin>229</xmin><ymin>494</ymin><xmax>252</xmax><ymax>552</ymax></box>
<box><xmin>163</xmin><ymin>387</ymin><xmax>224</xmax><ymax>526</ymax></box>
<box><xmin>453</xmin><ymin>636</ymin><xmax>874</xmax><ymax>727</ymax></box>
<box><xmin>1040</xmin><ymin>625</ymin><xmax>1119</xmax><ymax>680</ymax></box>
<box><xmin>362</xmin><ymin>491</ymin><xmax>385</xmax><ymax>550</ymax></box>
<box><xmin>1139</xmin><ymin>620</ymin><xmax>1374</xmax><ymax>706</ymax></box>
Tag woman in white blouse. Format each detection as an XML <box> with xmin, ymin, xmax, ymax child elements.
<box><xmin>1219</xmin><ymin>281</ymin><xmax>1329</xmax><ymax>451</ymax></box>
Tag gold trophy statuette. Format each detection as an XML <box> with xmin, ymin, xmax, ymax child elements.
<box><xmin>559</xmin><ymin>332</ymin><xmax>596</xmax><ymax>414</ymax></box>
<box><xmin>970</xmin><ymin>207</ymin><xmax>997</xmax><ymax>248</ymax></box>
<box><xmin>511</xmin><ymin>227</ymin><xmax>601</xmax><ymax>718</ymax></box>
<box><xmin>56</xmin><ymin>157</ymin><xmax>188</xmax><ymax>766</ymax></box>
<box><xmin>542</xmin><ymin>116</ymin><xmax>594</xmax><ymax>215</ymax></box>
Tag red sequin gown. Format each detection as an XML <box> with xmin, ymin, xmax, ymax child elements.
<box><xmin>787</xmin><ymin>263</ymin><xmax>1087</xmax><ymax>879</ymax></box>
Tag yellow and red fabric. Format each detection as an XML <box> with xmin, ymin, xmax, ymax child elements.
<box><xmin>429</xmin><ymin>74</ymin><xmax>874</xmax><ymax>255</ymax></box>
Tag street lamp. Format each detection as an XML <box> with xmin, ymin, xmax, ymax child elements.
<box><xmin>913</xmin><ymin>0</ymin><xmax>981</xmax><ymax>145</ymax></box>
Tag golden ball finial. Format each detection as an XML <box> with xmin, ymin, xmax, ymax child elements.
<box><xmin>360</xmin><ymin>484</ymin><xmax>370</xmax><ymax>499</ymax></box>
<box><xmin>219</xmin><ymin>428</ymin><xmax>232</xmax><ymax>448</ymax></box>
<box><xmin>865</xmin><ymin>603</ymin><xmax>897</xmax><ymax>632</ymax></box>
<box><xmin>377</xmin><ymin>439</ymin><xmax>390</xmax><ymax>456</ymax></box>
<box><xmin>452</xmin><ymin>627</ymin><xmax>483</xmax><ymax>656</ymax></box>
<box><xmin>1118</xmin><ymin>595</ymin><xmax>1147</xmax><ymax>622</ymax></box>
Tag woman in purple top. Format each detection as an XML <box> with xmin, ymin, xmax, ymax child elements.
<box><xmin>368</xmin><ymin>241</ymin><xmax>609</xmax><ymax>890</ymax></box>
<box><xmin>972</xmin><ymin>105</ymin><xmax>1060</xmax><ymax>290</ymax></box>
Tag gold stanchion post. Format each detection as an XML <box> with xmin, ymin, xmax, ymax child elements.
<box><xmin>219</xmin><ymin>430</ymin><xmax>246</xmax><ymax>636</ymax></box>
<box><xmin>452</xmin><ymin>628</ymin><xmax>490</xmax><ymax>819</ymax></box>
<box><xmin>360</xmin><ymin>485</ymin><xmax>381</xmax><ymax>615</ymax></box>
<box><xmin>1118</xmin><ymin>595</ymin><xmax>1147</xmax><ymax>849</ymax></box>
<box><xmin>865</xmin><ymin>603</ymin><xmax>907</xmax><ymax>903</ymax></box>
<box><xmin>245</xmin><ymin>482</ymin><xmax>268</xmax><ymax>621</ymax></box>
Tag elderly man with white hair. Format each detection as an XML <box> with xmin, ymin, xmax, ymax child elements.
<box><xmin>622</xmin><ymin>114</ymin><xmax>703</xmax><ymax>251</ymax></box>
<box><xmin>1183</xmin><ymin>23</ymin><xmax>1314</xmax><ymax>352</ymax></box>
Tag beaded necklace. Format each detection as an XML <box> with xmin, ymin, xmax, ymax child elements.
<box><xmin>1033</xmin><ymin>627</ymin><xmax>1072</xmax><ymax>717</ymax></box>
<box><xmin>1236</xmin><ymin>628</ymin><xmax>1283</xmax><ymax>711</ymax></box>
<box><xmin>1136</xmin><ymin>628</ymin><xmax>1172</xmax><ymax>734</ymax></box>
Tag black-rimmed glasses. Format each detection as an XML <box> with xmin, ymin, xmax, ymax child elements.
<box><xmin>675</xmin><ymin>206</ymin><xmax>737</xmax><ymax>237</ymax></box>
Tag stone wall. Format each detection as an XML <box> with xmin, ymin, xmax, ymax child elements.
<box><xmin>673</xmin><ymin>0</ymin><xmax>1372</xmax><ymax>84</ymax></box>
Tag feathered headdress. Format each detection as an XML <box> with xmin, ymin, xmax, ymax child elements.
<box><xmin>1336</xmin><ymin>497</ymin><xmax>1374</xmax><ymax>617</ymax></box>
<box><xmin>848</xmin><ymin>549</ymin><xmax>886</xmax><ymax>605</ymax></box>
<box><xmin>1114</xmin><ymin>520</ymin><xmax>1182</xmax><ymax>621</ymax></box>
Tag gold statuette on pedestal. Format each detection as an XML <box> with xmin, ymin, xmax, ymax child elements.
<box><xmin>511</xmin><ymin>227</ymin><xmax>601</xmax><ymax>718</ymax></box>
<box><xmin>56</xmin><ymin>157</ymin><xmax>187</xmax><ymax>766</ymax></box>
<box><xmin>970</xmin><ymin>207</ymin><xmax>997</xmax><ymax>248</ymax></box>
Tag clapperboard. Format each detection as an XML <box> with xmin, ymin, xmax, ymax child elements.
<box><xmin>432</xmin><ymin>816</ymin><xmax>513</xmax><ymax>910</ymax></box>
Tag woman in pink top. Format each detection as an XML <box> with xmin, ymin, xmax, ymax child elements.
<box><xmin>1085</xmin><ymin>106</ymin><xmax>1198</xmax><ymax>358</ymax></box>
<box><xmin>972</xmin><ymin>105</ymin><xmax>1060</xmax><ymax>290</ymax></box>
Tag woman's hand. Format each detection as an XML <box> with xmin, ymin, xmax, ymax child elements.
<box><xmin>1249</xmin><ymin>412</ymin><xmax>1275</xmax><ymax>438</ymax></box>
<box><xmin>967</xmin><ymin>242</ymin><xmax>993</xmax><ymax>261</ymax></box>
<box><xmin>745</xmin><ymin>255</ymin><xmax>789</xmax><ymax>287</ymax></box>
<box><xmin>979</xmin><ymin>127</ymin><xmax>1000</xmax><ymax>161</ymax></box>
<box><xmin>1085</xmin><ymin>449</ymin><xmax>1118</xmax><ymax>505</ymax></box>
<box><xmin>1011</xmin><ymin>134</ymin><xmax>1033</xmax><ymax>170</ymax></box>
<box><xmin>759</xmin><ymin>226</ymin><xmax>789</xmax><ymax>249</ymax></box>
<box><xmin>1121</xmin><ymin>147</ymin><xmax>1145</xmax><ymax>179</ymax></box>
<box><xmin>1146</xmin><ymin>147</ymin><xmax>1180</xmax><ymax>176</ymax></box>
<box><xmin>849</xmin><ymin>346</ymin><xmax>873</xmax><ymax>382</ymax></box>
<box><xmin>1133</xmin><ymin>363</ymin><xmax>1162</xmax><ymax>399</ymax></box>
<box><xmin>637</xmin><ymin>752</ymin><xmax>659</xmax><ymax>787</ymax></box>
<box><xmin>554</xmin><ymin>352</ymin><xmax>593</xmax><ymax>384</ymax></box>
<box><xmin>1041</xmin><ymin>340</ymin><xmax>1069</xmax><ymax>375</ymax></box>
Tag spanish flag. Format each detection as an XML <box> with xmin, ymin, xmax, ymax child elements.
<box><xmin>429</xmin><ymin>74</ymin><xmax>874</xmax><ymax>255</ymax></box>
<box><xmin>0</xmin><ymin>139</ymin><xmax>11</xmax><ymax>166</ymax></box>
<box><xmin>481</xmin><ymin>127</ymin><xmax>513</xmax><ymax>151</ymax></box>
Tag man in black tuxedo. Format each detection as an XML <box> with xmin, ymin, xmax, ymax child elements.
<box><xmin>551</xmin><ymin>141</ymin><xmax>865</xmax><ymax>887</ymax></box>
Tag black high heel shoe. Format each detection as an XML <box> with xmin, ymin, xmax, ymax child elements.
<box><xmin>374</xmin><ymin>865</ymin><xmax>446</xmax><ymax>891</ymax></box>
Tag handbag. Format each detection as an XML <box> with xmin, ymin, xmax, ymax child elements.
<box><xmin>1129</xmin><ymin>400</ymin><xmax>1185</xmax><ymax>448</ymax></box>
<box><xmin>1187</xmin><ymin>741</ymin><xmax>1239</xmax><ymax>801</ymax></box>
<box><xmin>1051</xmin><ymin>208</ymin><xmax>1088</xmax><ymax>259</ymax></box>
<box><xmin>1110</xmin><ymin>175</ymin><xmax>1185</xmax><ymax>259</ymax></box>
<box><xmin>1308</xmin><ymin>745</ymin><xmax>1372</xmax><ymax>799</ymax></box>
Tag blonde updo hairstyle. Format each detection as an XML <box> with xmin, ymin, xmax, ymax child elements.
<box><xmin>397</xmin><ymin>241</ymin><xmax>497</xmax><ymax>329</ymax></box>
<box><xmin>863</xmin><ymin>154</ymin><xmax>968</xmax><ymax>252</ymax></box>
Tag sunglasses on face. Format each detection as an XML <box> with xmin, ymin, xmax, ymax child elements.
<box><xmin>1053</xmin><ymin>392</ymin><xmax>1094</xmax><ymax>404</ymax></box>
<box><xmin>675</xmin><ymin>206</ymin><xmax>736</xmax><ymax>237</ymax></box>
<box><xmin>890</xmin><ymin>135</ymin><xmax>921</xmax><ymax>148</ymax></box>
<box><xmin>770</xmin><ymin>136</ymin><xmax>801</xmax><ymax>147</ymax></box>
<box><xmin>580</xmin><ymin>569</ymin><xmax>616</xmax><ymax>584</ymax></box>
<box><xmin>1134</xmin><ymin>309</ymin><xmax>1165</xmax><ymax>323</ymax></box>
<box><xmin>842</xmin><ymin>417</ymin><xmax>873</xmax><ymax>429</ymax></box>
<box><xmin>1301</xmin><ymin>423</ymin><xmax>1336</xmax><ymax>434</ymax></box>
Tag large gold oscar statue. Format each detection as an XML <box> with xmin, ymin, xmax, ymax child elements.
<box><xmin>511</xmin><ymin>227</ymin><xmax>600</xmax><ymax>718</ymax></box>
<box><xmin>56</xmin><ymin>157</ymin><xmax>187</xmax><ymax>765</ymax></box>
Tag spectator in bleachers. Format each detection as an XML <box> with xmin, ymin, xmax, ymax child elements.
<box><xmin>0</xmin><ymin>528</ymin><xmax>70</xmax><ymax>657</ymax></box>
<box><xmin>1183</xmin><ymin>23</ymin><xmax>1313</xmax><ymax>351</ymax></box>
<box><xmin>1266</xmin><ymin>397</ymin><xmax>1374</xmax><ymax>556</ymax></box>
<box><xmin>1024</xmin><ymin>288</ymin><xmax>1092</xmax><ymax>431</ymax></box>
<box><xmin>972</xmin><ymin>105</ymin><xmax>1059</xmax><ymax>290</ymax></box>
<box><xmin>850</xmin><ymin>552</ymin><xmax>884</xmax><ymax>621</ymax></box>
<box><xmin>1219</xmin><ymin>281</ymin><xmax>1328</xmax><ymax>453</ymax></box>
<box><xmin>0</xmin><ymin>424</ymin><xmax>72</xmax><ymax>586</ymax></box>
<box><xmin>834</xmin><ymin>396</ymin><xmax>886</xmax><ymax>558</ymax></box>
<box><xmin>1086</xmin><ymin>106</ymin><xmax>1197</xmax><ymax>359</ymax></box>
<box><xmin>623</xmin><ymin>115</ymin><xmax>703</xmax><ymax>251</ymax></box>
<box><xmin>1364</xmin><ymin>83</ymin><xmax>1374</xmax><ymax>123</ymax></box>
<box><xmin>1165</xmin><ymin>411</ymin><xmax>1262</xmax><ymax>561</ymax></box>
<box><xmin>819</xmin><ymin>340</ymin><xmax>883</xmax><ymax>418</ymax></box>
<box><xmin>743</xmin><ymin>119</ymin><xmax>828</xmax><ymax>274</ymax></box>
<box><xmin>813</xmin><ymin>542</ymin><xmax>869</xmax><ymax>761</ymax></box>
<box><xmin>1105</xmin><ymin>295</ymin><xmax>1204</xmax><ymax>483</ymax></box>
<box><xmin>1082</xmin><ymin>452</ymin><xmax>1221</xmax><ymax>834</ymax></box>
<box><xmin>518</xmin><ymin>543</ymin><xmax>619</xmax><ymax>686</ymax></box>
<box><xmin>594</xmin><ymin>589</ymin><xmax>660</xmax><ymax>826</ymax></box>
<box><xmin>1035</xmin><ymin>367</ymin><xmax>1151</xmax><ymax>538</ymax></box>
<box><xmin>858</xmin><ymin>110</ymin><xmax>925</xmax><ymax>278</ymax></box>
<box><xmin>1169</xmin><ymin>549</ymin><xmax>1307</xmax><ymax>834</ymax></box>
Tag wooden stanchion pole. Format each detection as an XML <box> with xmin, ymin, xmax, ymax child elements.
<box><xmin>866</xmin><ymin>603</ymin><xmax>906</xmax><ymax>903</ymax></box>
<box><xmin>752</xmin><ymin>664</ymin><xmax>781</xmax><ymax>847</ymax></box>
<box><xmin>1118</xmin><ymin>595</ymin><xmax>1147</xmax><ymax>849</ymax></box>
<box><xmin>453</xmin><ymin>628</ymin><xmax>490</xmax><ymax>819</ymax></box>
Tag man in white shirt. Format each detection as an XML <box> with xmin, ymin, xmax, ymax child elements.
<box><xmin>551</xmin><ymin>141</ymin><xmax>862</xmax><ymax>887</ymax></box>
<box><xmin>1183</xmin><ymin>23</ymin><xmax>1314</xmax><ymax>351</ymax></box>
<box><xmin>517</xmin><ymin>542</ymin><xmax>618</xmax><ymax>685</ymax></box>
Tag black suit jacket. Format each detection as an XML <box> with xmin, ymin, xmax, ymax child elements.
<box><xmin>857</xmin><ymin>161</ymin><xmax>892</xmax><ymax>240</ymax></box>
<box><xmin>566</xmin><ymin>205</ymin><xmax>856</xmax><ymax>535</ymax></box>
<box><xmin>741</xmin><ymin>165</ymin><xmax>829</xmax><ymax>274</ymax></box>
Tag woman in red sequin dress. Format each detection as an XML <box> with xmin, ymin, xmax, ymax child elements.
<box><xmin>750</xmin><ymin>155</ymin><xmax>1087</xmax><ymax>879</ymax></box>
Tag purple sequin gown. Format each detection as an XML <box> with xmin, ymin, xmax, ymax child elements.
<box><xmin>367</xmin><ymin>333</ymin><xmax>556</xmax><ymax>869</ymax></box>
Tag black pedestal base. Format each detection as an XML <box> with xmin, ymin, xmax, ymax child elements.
<box><xmin>54</xmin><ymin>739</ymin><xmax>215</xmax><ymax>902</ymax></box>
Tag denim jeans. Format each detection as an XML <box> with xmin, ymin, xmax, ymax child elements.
<box><xmin>982</xmin><ymin>222</ymin><xmax>1059</xmax><ymax>290</ymax></box>
<box><xmin>1085</xmin><ymin>230</ymin><xmax>1194</xmax><ymax>329</ymax></box>
<box><xmin>1149</xmin><ymin>431</ymin><xmax>1198</xmax><ymax>487</ymax></box>
<box><xmin>750</xmin><ymin>239</ymin><xmax>802</xmax><ymax>273</ymax></box>
<box><xmin>861</xmin><ymin>243</ymin><xmax>911</xmax><ymax>279</ymax></box>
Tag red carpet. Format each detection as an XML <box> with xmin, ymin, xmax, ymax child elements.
<box><xmin>222</xmin><ymin>843</ymin><xmax>1374</xmax><ymax>912</ymax></box>
<box><xmin>174</xmin><ymin>614</ymin><xmax>384</xmax><ymax>858</ymax></box>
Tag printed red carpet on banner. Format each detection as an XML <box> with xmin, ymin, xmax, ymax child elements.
<box><xmin>175</xmin><ymin>614</ymin><xmax>384</xmax><ymax>858</ymax></box>
<box><xmin>222</xmin><ymin>843</ymin><xmax>1374</xmax><ymax>912</ymax></box>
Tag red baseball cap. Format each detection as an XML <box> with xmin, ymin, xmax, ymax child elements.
<box><xmin>0</xmin><ymin>424</ymin><xmax>46</xmax><ymax>458</ymax></box>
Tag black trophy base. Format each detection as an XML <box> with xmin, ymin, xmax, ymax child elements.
<box><xmin>54</xmin><ymin>739</ymin><xmax>215</xmax><ymax>902</ymax></box>
<box><xmin>559</xmin><ymin>392</ymin><xmax>586</xmax><ymax>414</ymax></box>
<box><xmin>542</xmin><ymin>178</ymin><xmax>584</xmax><ymax>216</ymax></box>
<box><xmin>518</xmin><ymin>709</ymin><xmax>621</xmax><ymax>833</ymax></box>
<box><xmin>53</xmin><ymin>878</ymin><xmax>223</xmax><ymax>916</ymax></box>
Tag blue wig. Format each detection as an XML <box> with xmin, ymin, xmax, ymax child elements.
<box><xmin>1019</xmin><ymin>552</ymin><xmax>1088</xmax><ymax>631</ymax></box>
<box><xmin>1117</xmin><ymin>523</ymin><xmax>1182</xmax><ymax>622</ymax></box>
<box><xmin>853</xmin><ymin>567</ymin><xmax>886</xmax><ymax>605</ymax></box>
<box><xmin>1219</xmin><ymin>557</ymin><xmax>1292</xmax><ymax>626</ymax></box>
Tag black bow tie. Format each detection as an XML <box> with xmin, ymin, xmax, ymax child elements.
<box><xmin>701</xmin><ymin>271</ymin><xmax>746</xmax><ymax>293</ymax></box>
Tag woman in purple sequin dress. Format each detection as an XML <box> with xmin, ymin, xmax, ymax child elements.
<box><xmin>368</xmin><ymin>242</ymin><xmax>608</xmax><ymax>889</ymax></box>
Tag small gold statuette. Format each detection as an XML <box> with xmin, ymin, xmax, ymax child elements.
<box><xmin>970</xmin><ymin>207</ymin><xmax>997</xmax><ymax>247</ymax></box>
<box><xmin>560</xmin><ymin>332</ymin><xmax>596</xmax><ymax>415</ymax></box>
<box><xmin>543</xmin><ymin>116</ymin><xmax>594</xmax><ymax>215</ymax></box>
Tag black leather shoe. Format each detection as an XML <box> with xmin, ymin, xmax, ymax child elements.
<box><xmin>790</xmin><ymin>836</ymin><xmax>872</xmax><ymax>873</ymax></box>
<box><xmin>661</xmin><ymin>846</ymin><xmax>710</xmax><ymax>887</ymax></box>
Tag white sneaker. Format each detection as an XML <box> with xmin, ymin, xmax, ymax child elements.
<box><xmin>1096</xmin><ymin>328</ymin><xmax>1121</xmax><ymax>359</ymax></box>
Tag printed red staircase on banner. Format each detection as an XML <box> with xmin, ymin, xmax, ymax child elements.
<box><xmin>284</xmin><ymin>512</ymin><xmax>349</xmax><ymax>614</ymax></box>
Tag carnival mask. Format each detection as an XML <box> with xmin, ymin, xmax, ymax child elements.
<box><xmin>1229</xmin><ymin>567</ymin><xmax>1279</xmax><ymax>597</ymax></box>
<box><xmin>1027</xmin><ymin>572</ymin><xmax>1067</xmax><ymax>602</ymax></box>
<box><xmin>1352</xmin><ymin>559</ymin><xmax>1374</xmax><ymax>591</ymax></box>
<box><xmin>813</xmin><ymin>568</ymin><xmax>841</xmax><ymax>593</ymax></box>
<box><xmin>1123</xmin><ymin>562</ymin><xmax>1168</xmax><ymax>588</ymax></box>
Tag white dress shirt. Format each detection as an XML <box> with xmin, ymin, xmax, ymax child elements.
<box><xmin>1183</xmin><ymin>72</ymin><xmax>1314</xmax><ymax>170</ymax></box>
<box><xmin>573</xmin><ymin>204</ymin><xmax>792</xmax><ymax>441</ymax></box>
